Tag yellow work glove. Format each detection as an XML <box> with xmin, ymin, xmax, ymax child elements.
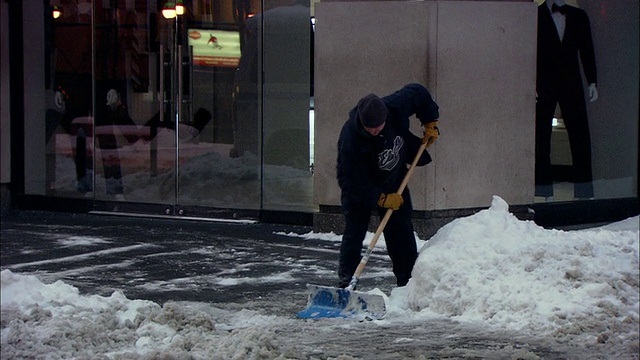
<box><xmin>377</xmin><ymin>193</ymin><xmax>404</xmax><ymax>210</ymax></box>
<box><xmin>422</xmin><ymin>121</ymin><xmax>440</xmax><ymax>147</ymax></box>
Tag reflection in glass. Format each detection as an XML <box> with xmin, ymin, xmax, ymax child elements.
<box><xmin>45</xmin><ymin>1</ymin><xmax>94</xmax><ymax>198</ymax></box>
<box><xmin>43</xmin><ymin>0</ymin><xmax>315</xmax><ymax>212</ymax></box>
<box><xmin>257</xmin><ymin>0</ymin><xmax>315</xmax><ymax>211</ymax></box>
<box><xmin>174</xmin><ymin>1</ymin><xmax>262</xmax><ymax>209</ymax></box>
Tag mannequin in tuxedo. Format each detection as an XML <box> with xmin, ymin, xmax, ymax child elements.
<box><xmin>535</xmin><ymin>0</ymin><xmax>598</xmax><ymax>199</ymax></box>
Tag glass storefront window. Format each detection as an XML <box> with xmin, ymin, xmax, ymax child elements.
<box><xmin>42</xmin><ymin>0</ymin><xmax>315</xmax><ymax>213</ymax></box>
<box><xmin>45</xmin><ymin>1</ymin><xmax>95</xmax><ymax>198</ymax></box>
<box><xmin>534</xmin><ymin>0</ymin><xmax>639</xmax><ymax>203</ymax></box>
<box><xmin>259</xmin><ymin>0</ymin><xmax>315</xmax><ymax>212</ymax></box>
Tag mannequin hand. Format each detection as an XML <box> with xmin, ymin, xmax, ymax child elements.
<box><xmin>422</xmin><ymin>121</ymin><xmax>440</xmax><ymax>147</ymax></box>
<box><xmin>588</xmin><ymin>83</ymin><xmax>598</xmax><ymax>102</ymax></box>
<box><xmin>54</xmin><ymin>91</ymin><xmax>66</xmax><ymax>112</ymax></box>
<box><xmin>377</xmin><ymin>193</ymin><xmax>403</xmax><ymax>210</ymax></box>
<box><xmin>106</xmin><ymin>89</ymin><xmax>119</xmax><ymax>107</ymax></box>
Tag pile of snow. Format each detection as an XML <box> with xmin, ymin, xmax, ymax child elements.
<box><xmin>1</xmin><ymin>270</ymin><xmax>300</xmax><ymax>359</ymax></box>
<box><xmin>399</xmin><ymin>196</ymin><xmax>639</xmax><ymax>354</ymax></box>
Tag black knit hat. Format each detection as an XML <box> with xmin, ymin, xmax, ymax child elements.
<box><xmin>357</xmin><ymin>93</ymin><xmax>387</xmax><ymax>128</ymax></box>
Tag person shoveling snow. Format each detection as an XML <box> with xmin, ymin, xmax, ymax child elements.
<box><xmin>298</xmin><ymin>83</ymin><xmax>440</xmax><ymax>320</ymax></box>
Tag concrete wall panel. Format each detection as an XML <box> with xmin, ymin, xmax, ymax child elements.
<box><xmin>434</xmin><ymin>1</ymin><xmax>537</xmax><ymax>208</ymax></box>
<box><xmin>314</xmin><ymin>1</ymin><xmax>537</xmax><ymax>210</ymax></box>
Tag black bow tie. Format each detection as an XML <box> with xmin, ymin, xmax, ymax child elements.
<box><xmin>552</xmin><ymin>3</ymin><xmax>568</xmax><ymax>15</ymax></box>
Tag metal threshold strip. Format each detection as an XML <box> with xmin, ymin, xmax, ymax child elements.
<box><xmin>88</xmin><ymin>211</ymin><xmax>257</xmax><ymax>224</ymax></box>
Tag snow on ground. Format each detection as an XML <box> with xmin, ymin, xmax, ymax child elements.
<box><xmin>1</xmin><ymin>196</ymin><xmax>638</xmax><ymax>359</ymax></box>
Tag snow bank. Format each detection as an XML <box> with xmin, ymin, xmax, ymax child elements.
<box><xmin>1</xmin><ymin>270</ymin><xmax>300</xmax><ymax>359</ymax></box>
<box><xmin>404</xmin><ymin>196</ymin><xmax>639</xmax><ymax>353</ymax></box>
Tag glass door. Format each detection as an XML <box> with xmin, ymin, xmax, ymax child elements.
<box><xmin>46</xmin><ymin>0</ymin><xmax>262</xmax><ymax>213</ymax></box>
<box><xmin>87</xmin><ymin>2</ymin><xmax>177</xmax><ymax>208</ymax></box>
<box><xmin>89</xmin><ymin>1</ymin><xmax>253</xmax><ymax>212</ymax></box>
<box><xmin>173</xmin><ymin>0</ymin><xmax>261</xmax><ymax>211</ymax></box>
<box><xmin>45</xmin><ymin>1</ymin><xmax>181</xmax><ymax>208</ymax></box>
<box><xmin>174</xmin><ymin>0</ymin><xmax>315</xmax><ymax>213</ymax></box>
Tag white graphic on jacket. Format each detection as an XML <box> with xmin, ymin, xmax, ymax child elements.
<box><xmin>378</xmin><ymin>136</ymin><xmax>403</xmax><ymax>171</ymax></box>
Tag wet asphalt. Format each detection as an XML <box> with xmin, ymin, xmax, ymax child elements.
<box><xmin>0</xmin><ymin>210</ymin><xmax>398</xmax><ymax>315</ymax></box>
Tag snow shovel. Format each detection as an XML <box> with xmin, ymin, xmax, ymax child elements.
<box><xmin>297</xmin><ymin>139</ymin><xmax>430</xmax><ymax>320</ymax></box>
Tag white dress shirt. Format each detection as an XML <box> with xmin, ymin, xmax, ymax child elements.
<box><xmin>547</xmin><ymin>1</ymin><xmax>566</xmax><ymax>41</ymax></box>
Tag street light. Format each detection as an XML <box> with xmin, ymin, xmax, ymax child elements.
<box><xmin>160</xmin><ymin>0</ymin><xmax>182</xmax><ymax>194</ymax></box>
<box><xmin>162</xmin><ymin>1</ymin><xmax>184</xmax><ymax>19</ymax></box>
<box><xmin>176</xmin><ymin>0</ymin><xmax>185</xmax><ymax>16</ymax></box>
<box><xmin>162</xmin><ymin>1</ymin><xmax>176</xmax><ymax>19</ymax></box>
<box><xmin>52</xmin><ymin>6</ymin><xmax>62</xmax><ymax>19</ymax></box>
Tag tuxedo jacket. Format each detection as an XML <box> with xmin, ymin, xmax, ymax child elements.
<box><xmin>536</xmin><ymin>3</ymin><xmax>597</xmax><ymax>98</ymax></box>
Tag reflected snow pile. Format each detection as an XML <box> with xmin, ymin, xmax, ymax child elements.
<box><xmin>51</xmin><ymin>127</ymin><xmax>313</xmax><ymax>207</ymax></box>
<box><xmin>404</xmin><ymin>196</ymin><xmax>639</xmax><ymax>354</ymax></box>
<box><xmin>0</xmin><ymin>270</ymin><xmax>300</xmax><ymax>359</ymax></box>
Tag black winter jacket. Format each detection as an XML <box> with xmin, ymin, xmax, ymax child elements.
<box><xmin>337</xmin><ymin>83</ymin><xmax>439</xmax><ymax>209</ymax></box>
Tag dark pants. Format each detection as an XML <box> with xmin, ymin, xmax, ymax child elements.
<box><xmin>338</xmin><ymin>189</ymin><xmax>418</xmax><ymax>287</ymax></box>
<box><xmin>94</xmin><ymin>101</ymin><xmax>128</xmax><ymax>195</ymax></box>
<box><xmin>45</xmin><ymin>109</ymin><xmax>93</xmax><ymax>193</ymax></box>
<box><xmin>535</xmin><ymin>93</ymin><xmax>594</xmax><ymax>198</ymax></box>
